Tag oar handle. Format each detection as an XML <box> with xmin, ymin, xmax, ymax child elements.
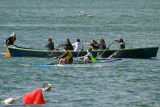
<box><xmin>77</xmin><ymin>44</ymin><xmax>85</xmax><ymax>58</ymax></box>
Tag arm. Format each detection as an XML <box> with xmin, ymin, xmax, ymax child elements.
<box><xmin>45</xmin><ymin>43</ymin><xmax>49</xmax><ymax>48</ymax></box>
<box><xmin>94</xmin><ymin>43</ymin><xmax>100</xmax><ymax>47</ymax></box>
<box><xmin>59</xmin><ymin>42</ymin><xmax>68</xmax><ymax>47</ymax></box>
<box><xmin>6</xmin><ymin>39</ymin><xmax>9</xmax><ymax>45</ymax></box>
<box><xmin>114</xmin><ymin>39</ymin><xmax>120</xmax><ymax>43</ymax></box>
<box><xmin>6</xmin><ymin>37</ymin><xmax>11</xmax><ymax>46</ymax></box>
<box><xmin>78</xmin><ymin>52</ymin><xmax>90</xmax><ymax>59</ymax></box>
<box><xmin>84</xmin><ymin>43</ymin><xmax>91</xmax><ymax>46</ymax></box>
<box><xmin>72</xmin><ymin>42</ymin><xmax>76</xmax><ymax>46</ymax></box>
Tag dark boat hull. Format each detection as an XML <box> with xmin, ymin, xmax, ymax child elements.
<box><xmin>5</xmin><ymin>46</ymin><xmax>159</xmax><ymax>59</ymax></box>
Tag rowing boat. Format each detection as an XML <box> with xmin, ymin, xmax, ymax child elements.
<box><xmin>5</xmin><ymin>45</ymin><xmax>159</xmax><ymax>59</ymax></box>
<box><xmin>36</xmin><ymin>59</ymin><xmax>126</xmax><ymax>66</ymax></box>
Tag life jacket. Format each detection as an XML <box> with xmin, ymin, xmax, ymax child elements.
<box><xmin>65</xmin><ymin>50</ymin><xmax>73</xmax><ymax>60</ymax></box>
<box><xmin>89</xmin><ymin>52</ymin><xmax>96</xmax><ymax>63</ymax></box>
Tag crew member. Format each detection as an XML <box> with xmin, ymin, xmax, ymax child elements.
<box><xmin>72</xmin><ymin>39</ymin><xmax>81</xmax><ymax>51</ymax></box>
<box><xmin>79</xmin><ymin>48</ymin><xmax>96</xmax><ymax>63</ymax></box>
<box><xmin>6</xmin><ymin>32</ymin><xmax>16</xmax><ymax>46</ymax></box>
<box><xmin>114</xmin><ymin>38</ymin><xmax>125</xmax><ymax>49</ymax></box>
<box><xmin>44</xmin><ymin>38</ymin><xmax>54</xmax><ymax>50</ymax></box>
<box><xmin>96</xmin><ymin>38</ymin><xmax>106</xmax><ymax>50</ymax></box>
<box><xmin>54</xmin><ymin>47</ymin><xmax>73</xmax><ymax>64</ymax></box>
<box><xmin>84</xmin><ymin>40</ymin><xmax>99</xmax><ymax>50</ymax></box>
<box><xmin>59</xmin><ymin>39</ymin><xmax>74</xmax><ymax>50</ymax></box>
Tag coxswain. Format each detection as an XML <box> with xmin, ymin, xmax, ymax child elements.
<box><xmin>54</xmin><ymin>47</ymin><xmax>73</xmax><ymax>64</ymax></box>
<box><xmin>6</xmin><ymin>32</ymin><xmax>16</xmax><ymax>46</ymax></box>
<box><xmin>114</xmin><ymin>38</ymin><xmax>125</xmax><ymax>49</ymax></box>
<box><xmin>44</xmin><ymin>38</ymin><xmax>54</xmax><ymax>50</ymax></box>
<box><xmin>79</xmin><ymin>48</ymin><xmax>96</xmax><ymax>63</ymax></box>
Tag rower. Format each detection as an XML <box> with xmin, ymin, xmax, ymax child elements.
<box><xmin>78</xmin><ymin>48</ymin><xmax>96</xmax><ymax>63</ymax></box>
<box><xmin>6</xmin><ymin>32</ymin><xmax>16</xmax><ymax>46</ymax></box>
<box><xmin>54</xmin><ymin>47</ymin><xmax>73</xmax><ymax>64</ymax></box>
<box><xmin>84</xmin><ymin>40</ymin><xmax>99</xmax><ymax>50</ymax></box>
<box><xmin>114</xmin><ymin>38</ymin><xmax>125</xmax><ymax>49</ymax></box>
<box><xmin>72</xmin><ymin>39</ymin><xmax>81</xmax><ymax>51</ymax></box>
<box><xmin>44</xmin><ymin>38</ymin><xmax>54</xmax><ymax>50</ymax></box>
<box><xmin>96</xmin><ymin>38</ymin><xmax>107</xmax><ymax>50</ymax></box>
<box><xmin>59</xmin><ymin>39</ymin><xmax>74</xmax><ymax>50</ymax></box>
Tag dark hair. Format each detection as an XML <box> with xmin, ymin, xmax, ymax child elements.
<box><xmin>100</xmin><ymin>38</ymin><xmax>105</xmax><ymax>43</ymax></box>
<box><xmin>88</xmin><ymin>48</ymin><xmax>92</xmax><ymax>52</ymax></box>
<box><xmin>91</xmin><ymin>40</ymin><xmax>97</xmax><ymax>44</ymax></box>
<box><xmin>77</xmin><ymin>39</ymin><xmax>80</xmax><ymax>42</ymax></box>
<box><xmin>48</xmin><ymin>38</ymin><xmax>52</xmax><ymax>42</ymax></box>
<box><xmin>66</xmin><ymin>39</ymin><xmax>70</xmax><ymax>42</ymax></box>
<box><xmin>119</xmin><ymin>38</ymin><xmax>124</xmax><ymax>42</ymax></box>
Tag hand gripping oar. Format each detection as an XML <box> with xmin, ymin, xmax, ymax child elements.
<box><xmin>1</xmin><ymin>83</ymin><xmax>51</xmax><ymax>104</ymax></box>
<box><xmin>96</xmin><ymin>40</ymin><xmax>114</xmax><ymax>58</ymax></box>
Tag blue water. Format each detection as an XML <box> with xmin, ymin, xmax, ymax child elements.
<box><xmin>0</xmin><ymin>0</ymin><xmax>160</xmax><ymax>106</ymax></box>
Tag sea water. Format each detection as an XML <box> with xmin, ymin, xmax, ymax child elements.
<box><xmin>0</xmin><ymin>0</ymin><xmax>160</xmax><ymax>106</ymax></box>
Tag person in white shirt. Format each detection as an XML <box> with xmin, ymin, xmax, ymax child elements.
<box><xmin>72</xmin><ymin>39</ymin><xmax>81</xmax><ymax>51</ymax></box>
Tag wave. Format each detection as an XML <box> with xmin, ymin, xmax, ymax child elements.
<box><xmin>0</xmin><ymin>53</ymin><xmax>6</xmax><ymax>55</ymax></box>
<box><xmin>0</xmin><ymin>24</ymin><xmax>94</xmax><ymax>28</ymax></box>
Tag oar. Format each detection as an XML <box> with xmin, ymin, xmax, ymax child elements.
<box><xmin>96</xmin><ymin>40</ymin><xmax>114</xmax><ymax>58</ymax></box>
<box><xmin>48</xmin><ymin>46</ymin><xmax>60</xmax><ymax>57</ymax></box>
<box><xmin>77</xmin><ymin>44</ymin><xmax>85</xmax><ymax>58</ymax></box>
<box><xmin>106</xmin><ymin>40</ymin><xmax>114</xmax><ymax>50</ymax></box>
<box><xmin>73</xmin><ymin>59</ymin><xmax>84</xmax><ymax>63</ymax></box>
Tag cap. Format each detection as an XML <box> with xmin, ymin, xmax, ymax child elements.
<box><xmin>77</xmin><ymin>39</ymin><xmax>80</xmax><ymax>42</ymax></box>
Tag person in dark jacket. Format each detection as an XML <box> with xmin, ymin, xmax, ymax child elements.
<box><xmin>45</xmin><ymin>38</ymin><xmax>54</xmax><ymax>50</ymax></box>
<box><xmin>6</xmin><ymin>32</ymin><xmax>16</xmax><ymax>46</ymax></box>
<box><xmin>84</xmin><ymin>40</ymin><xmax>99</xmax><ymax>50</ymax></box>
<box><xmin>114</xmin><ymin>38</ymin><xmax>125</xmax><ymax>49</ymax></box>
<box><xmin>59</xmin><ymin>39</ymin><xmax>74</xmax><ymax>50</ymax></box>
<box><xmin>54</xmin><ymin>47</ymin><xmax>73</xmax><ymax>64</ymax></box>
<box><xmin>96</xmin><ymin>38</ymin><xmax>106</xmax><ymax>50</ymax></box>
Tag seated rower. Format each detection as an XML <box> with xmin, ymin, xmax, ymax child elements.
<box><xmin>96</xmin><ymin>38</ymin><xmax>106</xmax><ymax>50</ymax></box>
<box><xmin>44</xmin><ymin>38</ymin><xmax>54</xmax><ymax>50</ymax></box>
<box><xmin>54</xmin><ymin>47</ymin><xmax>73</xmax><ymax>64</ymax></box>
<box><xmin>72</xmin><ymin>39</ymin><xmax>81</xmax><ymax>51</ymax></box>
<box><xmin>114</xmin><ymin>38</ymin><xmax>125</xmax><ymax>49</ymax></box>
<box><xmin>6</xmin><ymin>32</ymin><xmax>16</xmax><ymax>46</ymax></box>
<box><xmin>78</xmin><ymin>48</ymin><xmax>96</xmax><ymax>63</ymax></box>
<box><xmin>84</xmin><ymin>40</ymin><xmax>99</xmax><ymax>50</ymax></box>
<box><xmin>59</xmin><ymin>39</ymin><xmax>74</xmax><ymax>50</ymax></box>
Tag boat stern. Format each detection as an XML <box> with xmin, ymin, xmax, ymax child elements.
<box><xmin>5</xmin><ymin>46</ymin><xmax>11</xmax><ymax>57</ymax></box>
